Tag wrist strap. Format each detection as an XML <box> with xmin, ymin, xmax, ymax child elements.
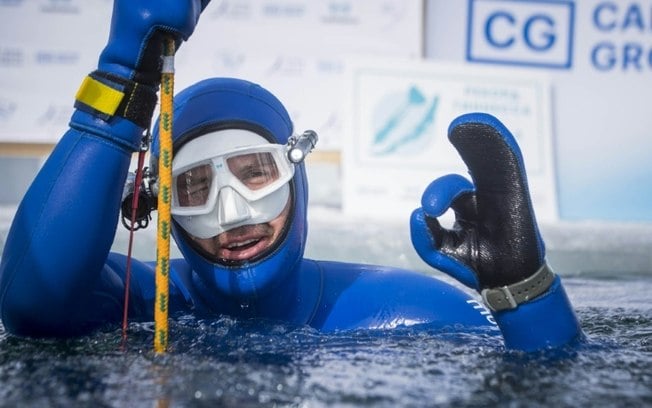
<box><xmin>481</xmin><ymin>263</ymin><xmax>555</xmax><ymax>312</ymax></box>
<box><xmin>74</xmin><ymin>70</ymin><xmax>158</xmax><ymax>128</ymax></box>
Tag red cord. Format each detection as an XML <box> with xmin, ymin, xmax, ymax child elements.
<box><xmin>122</xmin><ymin>150</ymin><xmax>147</xmax><ymax>348</ymax></box>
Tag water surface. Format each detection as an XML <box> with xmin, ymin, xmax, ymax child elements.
<box><xmin>0</xmin><ymin>206</ymin><xmax>650</xmax><ymax>407</ymax></box>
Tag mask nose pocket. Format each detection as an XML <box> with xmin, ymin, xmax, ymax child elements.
<box><xmin>218</xmin><ymin>187</ymin><xmax>252</xmax><ymax>227</ymax></box>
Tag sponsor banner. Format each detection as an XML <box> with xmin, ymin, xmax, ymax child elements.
<box><xmin>342</xmin><ymin>59</ymin><xmax>557</xmax><ymax>222</ymax></box>
<box><xmin>467</xmin><ymin>0</ymin><xmax>575</xmax><ymax>68</ymax></box>
<box><xmin>0</xmin><ymin>0</ymin><xmax>111</xmax><ymax>143</ymax></box>
<box><xmin>426</xmin><ymin>0</ymin><xmax>652</xmax><ymax>221</ymax></box>
<box><xmin>0</xmin><ymin>0</ymin><xmax>423</xmax><ymax>147</ymax></box>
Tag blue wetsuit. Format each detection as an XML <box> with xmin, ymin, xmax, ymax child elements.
<box><xmin>0</xmin><ymin>77</ymin><xmax>581</xmax><ymax>352</ymax></box>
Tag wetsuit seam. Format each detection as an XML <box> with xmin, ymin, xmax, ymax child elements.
<box><xmin>304</xmin><ymin>260</ymin><xmax>324</xmax><ymax>327</ymax></box>
<box><xmin>69</xmin><ymin>121</ymin><xmax>139</xmax><ymax>153</ymax></box>
<box><xmin>77</xmin><ymin>129</ymin><xmax>137</xmax><ymax>154</ymax></box>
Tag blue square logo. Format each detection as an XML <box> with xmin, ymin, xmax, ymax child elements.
<box><xmin>467</xmin><ymin>0</ymin><xmax>575</xmax><ymax>69</ymax></box>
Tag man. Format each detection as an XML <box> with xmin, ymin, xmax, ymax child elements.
<box><xmin>0</xmin><ymin>1</ymin><xmax>582</xmax><ymax>352</ymax></box>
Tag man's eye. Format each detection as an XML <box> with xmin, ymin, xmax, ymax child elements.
<box><xmin>187</xmin><ymin>182</ymin><xmax>209</xmax><ymax>194</ymax></box>
<box><xmin>187</xmin><ymin>175</ymin><xmax>210</xmax><ymax>187</ymax></box>
<box><xmin>238</xmin><ymin>165</ymin><xmax>279</xmax><ymax>189</ymax></box>
<box><xmin>242</xmin><ymin>168</ymin><xmax>267</xmax><ymax>179</ymax></box>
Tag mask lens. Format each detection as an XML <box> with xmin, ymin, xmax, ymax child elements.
<box><xmin>172</xmin><ymin>145</ymin><xmax>294</xmax><ymax>218</ymax></box>
<box><xmin>226</xmin><ymin>152</ymin><xmax>281</xmax><ymax>192</ymax></box>
<box><xmin>175</xmin><ymin>163</ymin><xmax>213</xmax><ymax>207</ymax></box>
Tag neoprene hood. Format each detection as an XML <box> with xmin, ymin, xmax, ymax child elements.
<box><xmin>151</xmin><ymin>77</ymin><xmax>309</xmax><ymax>299</ymax></box>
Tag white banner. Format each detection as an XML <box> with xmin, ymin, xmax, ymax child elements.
<box><xmin>342</xmin><ymin>59</ymin><xmax>557</xmax><ymax>222</ymax></box>
<box><xmin>0</xmin><ymin>0</ymin><xmax>424</xmax><ymax>149</ymax></box>
<box><xmin>426</xmin><ymin>0</ymin><xmax>652</xmax><ymax>222</ymax></box>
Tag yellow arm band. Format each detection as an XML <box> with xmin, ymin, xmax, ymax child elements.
<box><xmin>75</xmin><ymin>75</ymin><xmax>125</xmax><ymax>116</ymax></box>
<box><xmin>74</xmin><ymin>71</ymin><xmax>159</xmax><ymax>128</ymax></box>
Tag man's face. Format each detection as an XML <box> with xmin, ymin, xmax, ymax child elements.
<box><xmin>189</xmin><ymin>195</ymin><xmax>291</xmax><ymax>261</ymax></box>
<box><xmin>171</xmin><ymin>130</ymin><xmax>296</xmax><ymax>256</ymax></box>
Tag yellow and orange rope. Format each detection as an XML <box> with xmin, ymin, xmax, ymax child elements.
<box><xmin>154</xmin><ymin>37</ymin><xmax>176</xmax><ymax>354</ymax></box>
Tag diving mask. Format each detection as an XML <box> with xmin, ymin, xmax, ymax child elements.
<box><xmin>171</xmin><ymin>128</ymin><xmax>316</xmax><ymax>239</ymax></box>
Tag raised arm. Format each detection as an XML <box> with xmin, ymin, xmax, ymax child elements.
<box><xmin>410</xmin><ymin>112</ymin><xmax>583</xmax><ymax>352</ymax></box>
<box><xmin>0</xmin><ymin>0</ymin><xmax>209</xmax><ymax>336</ymax></box>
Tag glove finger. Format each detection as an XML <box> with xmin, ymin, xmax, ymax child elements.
<box><xmin>421</xmin><ymin>174</ymin><xmax>474</xmax><ymax>218</ymax></box>
<box><xmin>414</xmin><ymin>175</ymin><xmax>481</xmax><ymax>289</ymax></box>
<box><xmin>448</xmin><ymin>113</ymin><xmax>528</xmax><ymax>203</ymax></box>
<box><xmin>410</xmin><ymin>209</ymin><xmax>480</xmax><ymax>289</ymax></box>
<box><xmin>447</xmin><ymin>112</ymin><xmax>544</xmax><ymax>284</ymax></box>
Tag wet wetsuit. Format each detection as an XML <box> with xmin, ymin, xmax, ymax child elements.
<box><xmin>0</xmin><ymin>78</ymin><xmax>581</xmax><ymax>352</ymax></box>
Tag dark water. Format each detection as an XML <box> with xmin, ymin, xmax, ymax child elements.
<box><xmin>1</xmin><ymin>206</ymin><xmax>651</xmax><ymax>407</ymax></box>
<box><xmin>0</xmin><ymin>276</ymin><xmax>650</xmax><ymax>408</ymax></box>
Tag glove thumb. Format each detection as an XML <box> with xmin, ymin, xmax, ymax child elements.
<box><xmin>410</xmin><ymin>175</ymin><xmax>480</xmax><ymax>289</ymax></box>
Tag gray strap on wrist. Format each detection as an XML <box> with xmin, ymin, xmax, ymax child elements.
<box><xmin>481</xmin><ymin>263</ymin><xmax>555</xmax><ymax>312</ymax></box>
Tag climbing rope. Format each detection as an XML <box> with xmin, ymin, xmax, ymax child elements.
<box><xmin>154</xmin><ymin>37</ymin><xmax>176</xmax><ymax>354</ymax></box>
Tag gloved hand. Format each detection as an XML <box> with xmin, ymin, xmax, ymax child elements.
<box><xmin>410</xmin><ymin>112</ymin><xmax>554</xmax><ymax>312</ymax></box>
<box><xmin>99</xmin><ymin>0</ymin><xmax>211</xmax><ymax>85</ymax></box>
<box><xmin>75</xmin><ymin>0</ymin><xmax>210</xmax><ymax>129</ymax></box>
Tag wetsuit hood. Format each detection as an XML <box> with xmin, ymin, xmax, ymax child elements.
<box><xmin>151</xmin><ymin>77</ymin><xmax>308</xmax><ymax>299</ymax></box>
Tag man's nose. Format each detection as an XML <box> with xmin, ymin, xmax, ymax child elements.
<box><xmin>217</xmin><ymin>187</ymin><xmax>251</xmax><ymax>226</ymax></box>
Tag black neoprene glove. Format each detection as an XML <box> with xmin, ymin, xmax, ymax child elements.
<box><xmin>411</xmin><ymin>112</ymin><xmax>554</xmax><ymax>311</ymax></box>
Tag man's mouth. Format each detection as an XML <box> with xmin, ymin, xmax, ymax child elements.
<box><xmin>217</xmin><ymin>225</ymin><xmax>274</xmax><ymax>261</ymax></box>
<box><xmin>225</xmin><ymin>238</ymin><xmax>259</xmax><ymax>250</ymax></box>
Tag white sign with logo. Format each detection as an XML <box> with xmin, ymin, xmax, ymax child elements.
<box><xmin>0</xmin><ymin>0</ymin><xmax>423</xmax><ymax>149</ymax></box>
<box><xmin>426</xmin><ymin>0</ymin><xmax>652</xmax><ymax>222</ymax></box>
<box><xmin>467</xmin><ymin>0</ymin><xmax>575</xmax><ymax>68</ymax></box>
<box><xmin>342</xmin><ymin>59</ymin><xmax>557</xmax><ymax>223</ymax></box>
